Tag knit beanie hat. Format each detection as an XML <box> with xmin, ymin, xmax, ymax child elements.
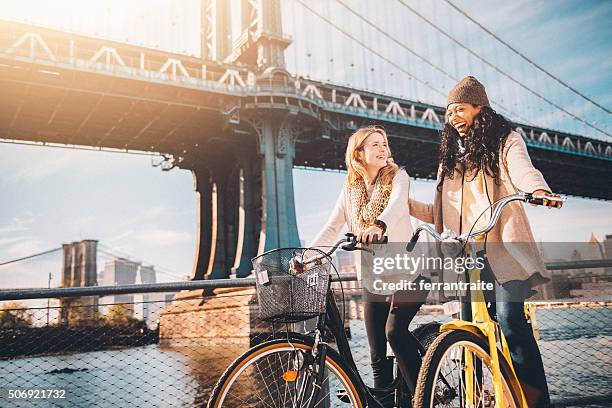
<box><xmin>447</xmin><ymin>76</ymin><xmax>490</xmax><ymax>108</ymax></box>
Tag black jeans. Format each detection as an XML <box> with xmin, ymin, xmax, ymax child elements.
<box><xmin>497</xmin><ymin>281</ymin><xmax>551</xmax><ymax>408</ymax></box>
<box><xmin>470</xmin><ymin>261</ymin><xmax>551</xmax><ymax>408</ymax></box>
<box><xmin>362</xmin><ymin>279</ymin><xmax>429</xmax><ymax>392</ymax></box>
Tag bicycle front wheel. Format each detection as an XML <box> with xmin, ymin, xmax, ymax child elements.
<box><xmin>207</xmin><ymin>335</ymin><xmax>365</xmax><ymax>408</ymax></box>
<box><xmin>413</xmin><ymin>330</ymin><xmax>523</xmax><ymax>408</ymax></box>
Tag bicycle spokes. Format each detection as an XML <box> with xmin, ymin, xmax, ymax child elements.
<box><xmin>217</xmin><ymin>346</ymin><xmax>356</xmax><ymax>407</ymax></box>
<box><xmin>432</xmin><ymin>343</ymin><xmax>515</xmax><ymax>408</ymax></box>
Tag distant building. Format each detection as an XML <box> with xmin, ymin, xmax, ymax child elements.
<box><xmin>133</xmin><ymin>265</ymin><xmax>165</xmax><ymax>328</ymax></box>
<box><xmin>101</xmin><ymin>258</ymin><xmax>140</xmax><ymax>286</ymax></box>
<box><xmin>585</xmin><ymin>233</ymin><xmax>606</xmax><ymax>275</ymax></box>
<box><xmin>98</xmin><ymin>260</ymin><xmax>169</xmax><ymax>327</ymax></box>
<box><xmin>604</xmin><ymin>234</ymin><xmax>612</xmax><ymax>274</ymax></box>
<box><xmin>99</xmin><ymin>258</ymin><xmax>140</xmax><ymax>317</ymax></box>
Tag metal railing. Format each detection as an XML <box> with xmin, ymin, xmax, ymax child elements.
<box><xmin>0</xmin><ymin>274</ymin><xmax>610</xmax><ymax>407</ymax></box>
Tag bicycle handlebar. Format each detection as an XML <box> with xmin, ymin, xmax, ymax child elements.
<box><xmin>406</xmin><ymin>191</ymin><xmax>567</xmax><ymax>251</ymax></box>
<box><xmin>301</xmin><ymin>233</ymin><xmax>388</xmax><ymax>266</ymax></box>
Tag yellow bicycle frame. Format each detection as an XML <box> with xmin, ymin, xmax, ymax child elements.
<box><xmin>439</xmin><ymin>268</ymin><xmax>529</xmax><ymax>408</ymax></box>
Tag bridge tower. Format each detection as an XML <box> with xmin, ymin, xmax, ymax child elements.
<box><xmin>192</xmin><ymin>0</ymin><xmax>299</xmax><ymax>280</ymax></box>
<box><xmin>201</xmin><ymin>0</ymin><xmax>291</xmax><ymax>68</ymax></box>
<box><xmin>59</xmin><ymin>240</ymin><xmax>99</xmax><ymax>325</ymax></box>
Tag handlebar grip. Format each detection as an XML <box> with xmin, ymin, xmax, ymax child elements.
<box><xmin>341</xmin><ymin>234</ymin><xmax>388</xmax><ymax>250</ymax></box>
<box><xmin>528</xmin><ymin>197</ymin><xmax>546</xmax><ymax>206</ymax></box>
<box><xmin>526</xmin><ymin>194</ymin><xmax>566</xmax><ymax>207</ymax></box>
<box><xmin>406</xmin><ymin>231</ymin><xmax>420</xmax><ymax>252</ymax></box>
<box><xmin>370</xmin><ymin>236</ymin><xmax>388</xmax><ymax>245</ymax></box>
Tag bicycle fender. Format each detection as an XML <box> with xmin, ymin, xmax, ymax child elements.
<box><xmin>440</xmin><ymin>320</ymin><xmax>487</xmax><ymax>340</ymax></box>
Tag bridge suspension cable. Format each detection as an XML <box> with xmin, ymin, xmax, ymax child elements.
<box><xmin>443</xmin><ymin>0</ymin><xmax>612</xmax><ymax>116</ymax></box>
<box><xmin>294</xmin><ymin>0</ymin><xmax>448</xmax><ymax>100</ymax></box>
<box><xmin>98</xmin><ymin>244</ymin><xmax>189</xmax><ymax>281</ymax></box>
<box><xmin>0</xmin><ymin>244</ymin><xmax>188</xmax><ymax>281</ymax></box>
<box><xmin>0</xmin><ymin>248</ymin><xmax>62</xmax><ymax>267</ymax></box>
<box><xmin>331</xmin><ymin>0</ymin><xmax>539</xmax><ymax>127</ymax></box>
<box><xmin>394</xmin><ymin>0</ymin><xmax>611</xmax><ymax>138</ymax></box>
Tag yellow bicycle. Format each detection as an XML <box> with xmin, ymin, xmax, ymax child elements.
<box><xmin>408</xmin><ymin>192</ymin><xmax>565</xmax><ymax>408</ymax></box>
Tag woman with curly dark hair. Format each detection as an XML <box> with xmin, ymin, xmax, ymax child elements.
<box><xmin>410</xmin><ymin>76</ymin><xmax>562</xmax><ymax>408</ymax></box>
<box><xmin>438</xmin><ymin>104</ymin><xmax>510</xmax><ymax>190</ymax></box>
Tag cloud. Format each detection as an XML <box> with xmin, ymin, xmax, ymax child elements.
<box><xmin>0</xmin><ymin>224</ymin><xmax>28</xmax><ymax>234</ymax></box>
<box><xmin>141</xmin><ymin>205</ymin><xmax>167</xmax><ymax>218</ymax></box>
<box><xmin>1</xmin><ymin>150</ymin><xmax>79</xmax><ymax>186</ymax></box>
<box><xmin>0</xmin><ymin>238</ymin><xmax>48</xmax><ymax>262</ymax></box>
<box><xmin>0</xmin><ymin>236</ymin><xmax>33</xmax><ymax>247</ymax></box>
<box><xmin>0</xmin><ymin>213</ymin><xmax>37</xmax><ymax>235</ymax></box>
<box><xmin>0</xmin><ymin>144</ymin><xmax>152</xmax><ymax>188</ymax></box>
<box><xmin>131</xmin><ymin>228</ymin><xmax>193</xmax><ymax>247</ymax></box>
<box><xmin>0</xmin><ymin>256</ymin><xmax>62</xmax><ymax>290</ymax></box>
<box><xmin>0</xmin><ymin>213</ymin><xmax>51</xmax><ymax>274</ymax></box>
<box><xmin>106</xmin><ymin>230</ymin><xmax>135</xmax><ymax>244</ymax></box>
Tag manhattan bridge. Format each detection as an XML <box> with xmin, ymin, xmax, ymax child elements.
<box><xmin>0</xmin><ymin>0</ymin><xmax>610</xmax><ymax>282</ymax></box>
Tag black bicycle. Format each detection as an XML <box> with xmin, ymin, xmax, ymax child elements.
<box><xmin>207</xmin><ymin>233</ymin><xmax>440</xmax><ymax>408</ymax></box>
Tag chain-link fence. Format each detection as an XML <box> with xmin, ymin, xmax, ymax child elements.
<box><xmin>0</xmin><ymin>278</ymin><xmax>610</xmax><ymax>407</ymax></box>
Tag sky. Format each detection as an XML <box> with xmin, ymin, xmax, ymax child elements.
<box><xmin>0</xmin><ymin>0</ymin><xmax>611</xmax><ymax>289</ymax></box>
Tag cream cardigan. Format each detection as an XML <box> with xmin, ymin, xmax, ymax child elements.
<box><xmin>309</xmin><ymin>169</ymin><xmax>414</xmax><ymax>249</ymax></box>
<box><xmin>409</xmin><ymin>131</ymin><xmax>551</xmax><ymax>286</ymax></box>
<box><xmin>308</xmin><ymin>169</ymin><xmax>416</xmax><ymax>291</ymax></box>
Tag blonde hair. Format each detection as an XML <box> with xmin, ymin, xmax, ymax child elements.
<box><xmin>345</xmin><ymin>126</ymin><xmax>398</xmax><ymax>186</ymax></box>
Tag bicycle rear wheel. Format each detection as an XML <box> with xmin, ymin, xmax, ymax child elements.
<box><xmin>413</xmin><ymin>330</ymin><xmax>523</xmax><ymax>408</ymax></box>
<box><xmin>207</xmin><ymin>334</ymin><xmax>365</xmax><ymax>407</ymax></box>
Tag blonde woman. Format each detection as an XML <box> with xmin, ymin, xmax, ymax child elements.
<box><xmin>308</xmin><ymin>126</ymin><xmax>427</xmax><ymax>395</ymax></box>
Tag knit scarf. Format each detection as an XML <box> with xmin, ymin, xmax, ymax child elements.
<box><xmin>345</xmin><ymin>176</ymin><xmax>392</xmax><ymax>235</ymax></box>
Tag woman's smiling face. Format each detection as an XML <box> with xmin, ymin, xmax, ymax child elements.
<box><xmin>446</xmin><ymin>103</ymin><xmax>482</xmax><ymax>136</ymax></box>
<box><xmin>358</xmin><ymin>132</ymin><xmax>389</xmax><ymax>170</ymax></box>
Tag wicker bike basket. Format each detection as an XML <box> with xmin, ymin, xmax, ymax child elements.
<box><xmin>252</xmin><ymin>248</ymin><xmax>332</xmax><ymax>323</ymax></box>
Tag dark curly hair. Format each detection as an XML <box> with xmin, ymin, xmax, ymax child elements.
<box><xmin>438</xmin><ymin>106</ymin><xmax>511</xmax><ymax>190</ymax></box>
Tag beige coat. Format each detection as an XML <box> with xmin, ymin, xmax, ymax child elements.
<box><xmin>410</xmin><ymin>131</ymin><xmax>551</xmax><ymax>285</ymax></box>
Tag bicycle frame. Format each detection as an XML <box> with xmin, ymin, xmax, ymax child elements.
<box><xmin>279</xmin><ymin>234</ymin><xmax>394</xmax><ymax>408</ymax></box>
<box><xmin>408</xmin><ymin>191</ymin><xmax>565</xmax><ymax>408</ymax></box>
<box><xmin>312</xmin><ymin>289</ymin><xmax>388</xmax><ymax>408</ymax></box>
<box><xmin>439</xmin><ymin>258</ymin><xmax>528</xmax><ymax>408</ymax></box>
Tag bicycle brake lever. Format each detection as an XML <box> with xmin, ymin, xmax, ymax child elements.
<box><xmin>341</xmin><ymin>233</ymin><xmax>358</xmax><ymax>251</ymax></box>
<box><xmin>406</xmin><ymin>231</ymin><xmax>420</xmax><ymax>252</ymax></box>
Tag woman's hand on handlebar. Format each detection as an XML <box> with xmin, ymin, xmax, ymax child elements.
<box><xmin>357</xmin><ymin>225</ymin><xmax>384</xmax><ymax>245</ymax></box>
<box><xmin>531</xmin><ymin>189</ymin><xmax>564</xmax><ymax>209</ymax></box>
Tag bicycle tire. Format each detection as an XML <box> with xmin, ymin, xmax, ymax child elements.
<box><xmin>207</xmin><ymin>333</ymin><xmax>366</xmax><ymax>407</ymax></box>
<box><xmin>413</xmin><ymin>321</ymin><xmax>442</xmax><ymax>353</ymax></box>
<box><xmin>413</xmin><ymin>330</ymin><xmax>523</xmax><ymax>408</ymax></box>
